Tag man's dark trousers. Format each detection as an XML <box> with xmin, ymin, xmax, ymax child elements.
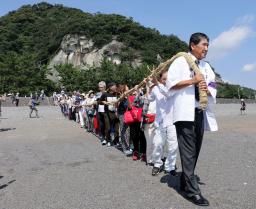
<box><xmin>175</xmin><ymin>108</ymin><xmax>204</xmax><ymax>197</ymax></box>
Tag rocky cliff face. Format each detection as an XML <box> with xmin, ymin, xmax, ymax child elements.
<box><xmin>47</xmin><ymin>34</ymin><xmax>142</xmax><ymax>82</ymax></box>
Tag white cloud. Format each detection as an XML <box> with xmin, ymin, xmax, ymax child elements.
<box><xmin>208</xmin><ymin>14</ymin><xmax>254</xmax><ymax>61</ymax></box>
<box><xmin>242</xmin><ymin>63</ymin><xmax>256</xmax><ymax>72</ymax></box>
<box><xmin>208</xmin><ymin>26</ymin><xmax>253</xmax><ymax>60</ymax></box>
<box><xmin>237</xmin><ymin>14</ymin><xmax>255</xmax><ymax>25</ymax></box>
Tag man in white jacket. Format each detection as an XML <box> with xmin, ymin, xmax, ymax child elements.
<box><xmin>147</xmin><ymin>72</ymin><xmax>178</xmax><ymax>177</ymax></box>
<box><xmin>166</xmin><ymin>33</ymin><xmax>218</xmax><ymax>206</ymax></box>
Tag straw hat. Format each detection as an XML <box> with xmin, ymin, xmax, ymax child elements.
<box><xmin>88</xmin><ymin>90</ymin><xmax>94</xmax><ymax>95</ymax></box>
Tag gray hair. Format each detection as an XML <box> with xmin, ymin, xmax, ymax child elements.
<box><xmin>98</xmin><ymin>81</ymin><xmax>106</xmax><ymax>88</ymax></box>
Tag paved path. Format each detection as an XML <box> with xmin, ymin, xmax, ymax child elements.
<box><xmin>0</xmin><ymin>105</ymin><xmax>255</xmax><ymax>209</ymax></box>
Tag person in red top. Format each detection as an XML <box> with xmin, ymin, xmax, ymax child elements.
<box><xmin>127</xmin><ymin>89</ymin><xmax>147</xmax><ymax>162</ymax></box>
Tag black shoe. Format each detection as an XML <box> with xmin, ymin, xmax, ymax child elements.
<box><xmin>164</xmin><ymin>170</ymin><xmax>178</xmax><ymax>176</ymax></box>
<box><xmin>180</xmin><ymin>180</ymin><xmax>186</xmax><ymax>192</ymax></box>
<box><xmin>170</xmin><ymin>170</ymin><xmax>178</xmax><ymax>177</ymax></box>
<box><xmin>113</xmin><ymin>138</ymin><xmax>119</xmax><ymax>146</ymax></box>
<box><xmin>148</xmin><ymin>162</ymin><xmax>154</xmax><ymax>167</ymax></box>
<box><xmin>152</xmin><ymin>167</ymin><xmax>161</xmax><ymax>176</ymax></box>
<box><xmin>180</xmin><ymin>173</ymin><xmax>186</xmax><ymax>191</ymax></box>
<box><xmin>186</xmin><ymin>194</ymin><xmax>209</xmax><ymax>206</ymax></box>
<box><xmin>115</xmin><ymin>143</ymin><xmax>122</xmax><ymax>149</ymax></box>
<box><xmin>195</xmin><ymin>175</ymin><xmax>201</xmax><ymax>182</ymax></box>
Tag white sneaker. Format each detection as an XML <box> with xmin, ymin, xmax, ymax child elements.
<box><xmin>107</xmin><ymin>142</ymin><xmax>111</xmax><ymax>147</ymax></box>
<box><xmin>101</xmin><ymin>140</ymin><xmax>107</xmax><ymax>145</ymax></box>
<box><xmin>124</xmin><ymin>150</ymin><xmax>133</xmax><ymax>155</ymax></box>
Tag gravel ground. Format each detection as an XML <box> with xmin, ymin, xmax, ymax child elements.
<box><xmin>0</xmin><ymin>104</ymin><xmax>255</xmax><ymax>209</ymax></box>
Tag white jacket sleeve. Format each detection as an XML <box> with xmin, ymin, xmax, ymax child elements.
<box><xmin>157</xmin><ymin>83</ymin><xmax>175</xmax><ymax>98</ymax></box>
<box><xmin>147</xmin><ymin>86</ymin><xmax>156</xmax><ymax>102</ymax></box>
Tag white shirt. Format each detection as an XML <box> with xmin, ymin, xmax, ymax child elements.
<box><xmin>80</xmin><ymin>100</ymin><xmax>87</xmax><ymax>113</ymax></box>
<box><xmin>67</xmin><ymin>98</ymin><xmax>73</xmax><ymax>108</ymax></box>
<box><xmin>166</xmin><ymin>52</ymin><xmax>218</xmax><ymax>131</ymax></box>
<box><xmin>107</xmin><ymin>96</ymin><xmax>117</xmax><ymax>112</ymax></box>
<box><xmin>98</xmin><ymin>105</ymin><xmax>105</xmax><ymax>113</ymax></box>
<box><xmin>86</xmin><ymin>97</ymin><xmax>96</xmax><ymax>110</ymax></box>
<box><xmin>148</xmin><ymin>84</ymin><xmax>173</xmax><ymax>128</ymax></box>
<box><xmin>147</xmin><ymin>100</ymin><xmax>156</xmax><ymax>114</ymax></box>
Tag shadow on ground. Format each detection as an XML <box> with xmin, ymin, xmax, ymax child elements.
<box><xmin>160</xmin><ymin>172</ymin><xmax>206</xmax><ymax>202</ymax></box>
<box><xmin>0</xmin><ymin>128</ymin><xmax>16</xmax><ymax>132</ymax></box>
<box><xmin>0</xmin><ymin>176</ymin><xmax>16</xmax><ymax>190</ymax></box>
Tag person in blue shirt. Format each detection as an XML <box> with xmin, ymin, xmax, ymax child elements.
<box><xmin>29</xmin><ymin>95</ymin><xmax>39</xmax><ymax>118</ymax></box>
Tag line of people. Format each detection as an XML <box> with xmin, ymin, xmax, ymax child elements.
<box><xmin>57</xmin><ymin>78</ymin><xmax>179</xmax><ymax>177</ymax></box>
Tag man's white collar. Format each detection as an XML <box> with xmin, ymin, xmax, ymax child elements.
<box><xmin>188</xmin><ymin>52</ymin><xmax>198</xmax><ymax>62</ymax></box>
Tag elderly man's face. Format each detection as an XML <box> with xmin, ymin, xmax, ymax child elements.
<box><xmin>191</xmin><ymin>38</ymin><xmax>209</xmax><ymax>60</ymax></box>
<box><xmin>98</xmin><ymin>86</ymin><xmax>105</xmax><ymax>92</ymax></box>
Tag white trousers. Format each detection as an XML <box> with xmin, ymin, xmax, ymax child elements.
<box><xmin>144</xmin><ymin>123</ymin><xmax>156</xmax><ymax>164</ymax></box>
<box><xmin>152</xmin><ymin>124</ymin><xmax>178</xmax><ymax>171</ymax></box>
<box><xmin>79</xmin><ymin>111</ymin><xmax>85</xmax><ymax>127</ymax></box>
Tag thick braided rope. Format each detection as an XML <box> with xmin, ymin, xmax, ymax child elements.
<box><xmin>118</xmin><ymin>52</ymin><xmax>208</xmax><ymax>110</ymax></box>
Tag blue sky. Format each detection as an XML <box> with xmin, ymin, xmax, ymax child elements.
<box><xmin>1</xmin><ymin>0</ymin><xmax>256</xmax><ymax>89</ymax></box>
